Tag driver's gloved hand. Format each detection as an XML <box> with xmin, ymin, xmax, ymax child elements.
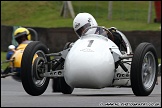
<box><xmin>109</xmin><ymin>27</ymin><xmax>117</xmax><ymax>32</ymax></box>
<box><xmin>108</xmin><ymin>27</ymin><xmax>122</xmax><ymax>49</ymax></box>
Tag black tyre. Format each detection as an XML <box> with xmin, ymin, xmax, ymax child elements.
<box><xmin>52</xmin><ymin>59</ymin><xmax>64</xmax><ymax>92</ymax></box>
<box><xmin>60</xmin><ymin>77</ymin><xmax>74</xmax><ymax>94</ymax></box>
<box><xmin>52</xmin><ymin>65</ymin><xmax>74</xmax><ymax>94</ymax></box>
<box><xmin>21</xmin><ymin>41</ymin><xmax>50</xmax><ymax>96</ymax></box>
<box><xmin>52</xmin><ymin>78</ymin><xmax>74</xmax><ymax>94</ymax></box>
<box><xmin>131</xmin><ymin>42</ymin><xmax>158</xmax><ymax>96</ymax></box>
<box><xmin>52</xmin><ymin>77</ymin><xmax>61</xmax><ymax>92</ymax></box>
<box><xmin>52</xmin><ymin>42</ymin><xmax>74</xmax><ymax>94</ymax></box>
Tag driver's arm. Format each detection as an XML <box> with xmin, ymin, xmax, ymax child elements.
<box><xmin>108</xmin><ymin>27</ymin><xmax>123</xmax><ymax>49</ymax></box>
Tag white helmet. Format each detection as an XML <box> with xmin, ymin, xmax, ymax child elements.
<box><xmin>8</xmin><ymin>45</ymin><xmax>15</xmax><ymax>50</ymax></box>
<box><xmin>73</xmin><ymin>12</ymin><xmax>98</xmax><ymax>37</ymax></box>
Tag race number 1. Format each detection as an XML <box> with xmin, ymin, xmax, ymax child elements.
<box><xmin>87</xmin><ymin>40</ymin><xmax>94</xmax><ymax>47</ymax></box>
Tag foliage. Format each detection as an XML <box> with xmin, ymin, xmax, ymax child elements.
<box><xmin>1</xmin><ymin>1</ymin><xmax>161</xmax><ymax>31</ymax></box>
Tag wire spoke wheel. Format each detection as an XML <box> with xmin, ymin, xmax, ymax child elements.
<box><xmin>131</xmin><ymin>42</ymin><xmax>158</xmax><ymax>96</ymax></box>
<box><xmin>21</xmin><ymin>41</ymin><xmax>50</xmax><ymax>96</ymax></box>
<box><xmin>142</xmin><ymin>52</ymin><xmax>156</xmax><ymax>89</ymax></box>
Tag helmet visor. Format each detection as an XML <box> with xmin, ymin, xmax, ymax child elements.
<box><xmin>76</xmin><ymin>23</ymin><xmax>91</xmax><ymax>37</ymax></box>
<box><xmin>15</xmin><ymin>31</ymin><xmax>28</xmax><ymax>39</ymax></box>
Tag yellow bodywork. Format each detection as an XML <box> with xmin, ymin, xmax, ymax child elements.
<box><xmin>10</xmin><ymin>44</ymin><xmax>38</xmax><ymax>68</ymax></box>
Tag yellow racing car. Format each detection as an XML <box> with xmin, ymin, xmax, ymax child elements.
<box><xmin>1</xmin><ymin>27</ymin><xmax>38</xmax><ymax>81</ymax></box>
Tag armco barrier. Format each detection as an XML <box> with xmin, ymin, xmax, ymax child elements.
<box><xmin>1</xmin><ymin>25</ymin><xmax>161</xmax><ymax>58</ymax></box>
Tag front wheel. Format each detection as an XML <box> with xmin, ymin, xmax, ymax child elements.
<box><xmin>131</xmin><ymin>42</ymin><xmax>158</xmax><ymax>96</ymax></box>
<box><xmin>21</xmin><ymin>41</ymin><xmax>50</xmax><ymax>96</ymax></box>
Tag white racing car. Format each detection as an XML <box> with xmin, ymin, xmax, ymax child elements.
<box><xmin>21</xmin><ymin>26</ymin><xmax>159</xmax><ymax>96</ymax></box>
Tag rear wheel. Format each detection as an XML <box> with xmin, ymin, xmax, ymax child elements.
<box><xmin>60</xmin><ymin>77</ymin><xmax>74</xmax><ymax>94</ymax></box>
<box><xmin>21</xmin><ymin>41</ymin><xmax>50</xmax><ymax>96</ymax></box>
<box><xmin>52</xmin><ymin>61</ymin><xmax>74</xmax><ymax>94</ymax></box>
<box><xmin>52</xmin><ymin>42</ymin><xmax>74</xmax><ymax>94</ymax></box>
<box><xmin>131</xmin><ymin>42</ymin><xmax>158</xmax><ymax>96</ymax></box>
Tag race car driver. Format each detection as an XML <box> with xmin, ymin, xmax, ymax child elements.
<box><xmin>2</xmin><ymin>27</ymin><xmax>32</xmax><ymax>76</ymax></box>
<box><xmin>73</xmin><ymin>12</ymin><xmax>126</xmax><ymax>50</ymax></box>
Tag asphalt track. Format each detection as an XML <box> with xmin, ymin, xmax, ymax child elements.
<box><xmin>1</xmin><ymin>76</ymin><xmax>161</xmax><ymax>107</ymax></box>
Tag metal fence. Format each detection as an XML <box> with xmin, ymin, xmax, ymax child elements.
<box><xmin>71</xmin><ymin>1</ymin><xmax>160</xmax><ymax>23</ymax></box>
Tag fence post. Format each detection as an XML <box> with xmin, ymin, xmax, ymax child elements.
<box><xmin>147</xmin><ymin>1</ymin><xmax>152</xmax><ymax>23</ymax></box>
<box><xmin>108</xmin><ymin>1</ymin><xmax>113</xmax><ymax>20</ymax></box>
<box><xmin>60</xmin><ymin>1</ymin><xmax>75</xmax><ymax>18</ymax></box>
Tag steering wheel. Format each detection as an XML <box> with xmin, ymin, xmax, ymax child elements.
<box><xmin>27</xmin><ymin>28</ymin><xmax>38</xmax><ymax>41</ymax></box>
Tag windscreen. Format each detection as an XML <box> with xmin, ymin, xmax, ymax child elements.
<box><xmin>81</xmin><ymin>26</ymin><xmax>109</xmax><ymax>38</ymax></box>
